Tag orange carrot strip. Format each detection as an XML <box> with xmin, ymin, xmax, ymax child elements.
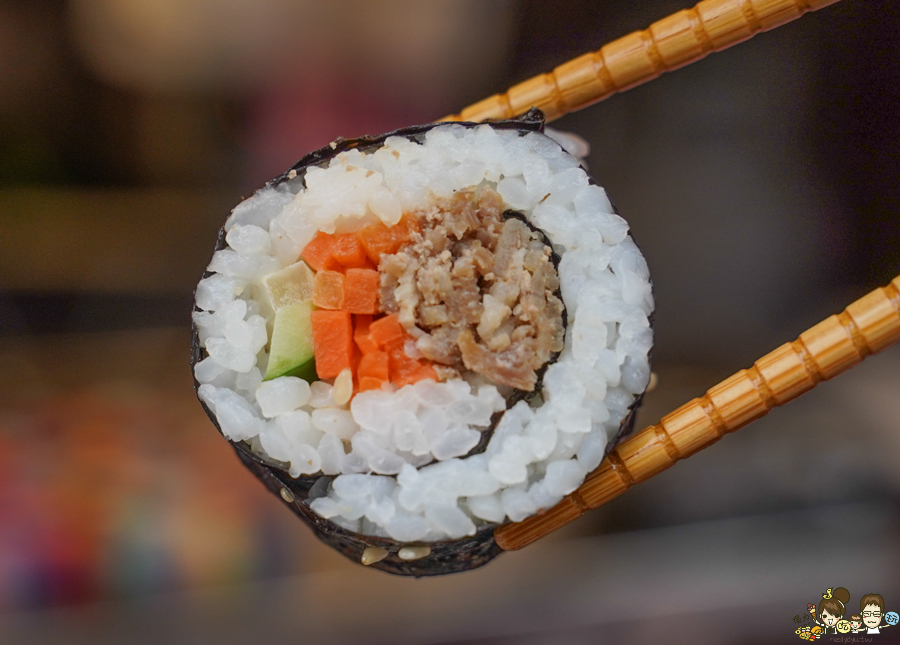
<box><xmin>332</xmin><ymin>234</ymin><xmax>369</xmax><ymax>268</ymax></box>
<box><xmin>301</xmin><ymin>231</ymin><xmax>341</xmax><ymax>271</ymax></box>
<box><xmin>402</xmin><ymin>363</ymin><xmax>438</xmax><ymax>387</ymax></box>
<box><xmin>353</xmin><ymin>315</ymin><xmax>380</xmax><ymax>354</ymax></box>
<box><xmin>312</xmin><ymin>270</ymin><xmax>345</xmax><ymax>310</ymax></box>
<box><xmin>386</xmin><ymin>338</ymin><xmax>437</xmax><ymax>388</ymax></box>
<box><xmin>357</xmin><ymin>222</ymin><xmax>394</xmax><ymax>265</ymax></box>
<box><xmin>394</xmin><ymin>213</ymin><xmax>420</xmax><ymax>239</ymax></box>
<box><xmin>358</xmin><ymin>351</ymin><xmax>389</xmax><ymax>382</ymax></box>
<box><xmin>357</xmin><ymin>214</ymin><xmax>419</xmax><ymax>264</ymax></box>
<box><xmin>359</xmin><ymin>376</ymin><xmax>387</xmax><ymax>392</ymax></box>
<box><xmin>386</xmin><ymin>338</ymin><xmax>413</xmax><ymax>382</ymax></box>
<box><xmin>369</xmin><ymin>313</ymin><xmax>406</xmax><ymax>348</ymax></box>
<box><xmin>352</xmin><ymin>342</ymin><xmax>361</xmax><ymax>391</ymax></box>
<box><xmin>310</xmin><ymin>310</ymin><xmax>353</xmax><ymax>379</ymax></box>
<box><xmin>343</xmin><ymin>268</ymin><xmax>380</xmax><ymax>314</ymax></box>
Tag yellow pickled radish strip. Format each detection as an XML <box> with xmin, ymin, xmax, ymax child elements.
<box><xmin>262</xmin><ymin>260</ymin><xmax>316</xmax><ymax>312</ymax></box>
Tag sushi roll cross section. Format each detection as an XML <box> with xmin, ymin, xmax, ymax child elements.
<box><xmin>191</xmin><ymin>110</ymin><xmax>654</xmax><ymax>575</ymax></box>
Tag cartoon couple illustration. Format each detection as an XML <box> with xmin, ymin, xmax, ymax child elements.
<box><xmin>799</xmin><ymin>587</ymin><xmax>898</xmax><ymax>639</ymax></box>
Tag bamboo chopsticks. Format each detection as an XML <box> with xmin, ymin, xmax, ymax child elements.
<box><xmin>442</xmin><ymin>0</ymin><xmax>860</xmax><ymax>549</ymax></box>
<box><xmin>442</xmin><ymin>0</ymin><xmax>842</xmax><ymax>124</ymax></box>
<box><xmin>495</xmin><ymin>275</ymin><xmax>900</xmax><ymax>550</ymax></box>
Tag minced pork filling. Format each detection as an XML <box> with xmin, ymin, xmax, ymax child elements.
<box><xmin>378</xmin><ymin>187</ymin><xmax>565</xmax><ymax>391</ymax></box>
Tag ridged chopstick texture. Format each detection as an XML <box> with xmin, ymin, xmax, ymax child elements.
<box><xmin>443</xmin><ymin>0</ymin><xmax>842</xmax><ymax>124</ymax></box>
<box><xmin>495</xmin><ymin>274</ymin><xmax>900</xmax><ymax>550</ymax></box>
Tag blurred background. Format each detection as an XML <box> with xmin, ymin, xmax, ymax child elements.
<box><xmin>1</xmin><ymin>0</ymin><xmax>899</xmax><ymax>643</ymax></box>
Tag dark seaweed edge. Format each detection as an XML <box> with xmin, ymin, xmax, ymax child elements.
<box><xmin>267</xmin><ymin>108</ymin><xmax>546</xmax><ymax>191</ymax></box>
<box><xmin>497</xmin><ymin>209</ymin><xmax>568</xmax><ymax>408</ymax></box>
<box><xmin>190</xmin><ymin>107</ymin><xmax>652</xmax><ymax>576</ymax></box>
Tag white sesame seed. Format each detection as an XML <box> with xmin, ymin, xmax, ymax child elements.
<box><xmin>360</xmin><ymin>546</ymin><xmax>389</xmax><ymax>566</ymax></box>
<box><xmin>398</xmin><ymin>546</ymin><xmax>431</xmax><ymax>561</ymax></box>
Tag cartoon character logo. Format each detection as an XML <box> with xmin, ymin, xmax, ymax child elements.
<box><xmin>795</xmin><ymin>587</ymin><xmax>895</xmax><ymax>638</ymax></box>
<box><xmin>795</xmin><ymin>625</ymin><xmax>820</xmax><ymax>641</ymax></box>
<box><xmin>811</xmin><ymin>586</ymin><xmax>850</xmax><ymax>634</ymax></box>
<box><xmin>860</xmin><ymin>593</ymin><xmax>896</xmax><ymax>634</ymax></box>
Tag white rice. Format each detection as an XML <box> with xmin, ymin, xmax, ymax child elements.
<box><xmin>193</xmin><ymin>123</ymin><xmax>653</xmax><ymax>542</ymax></box>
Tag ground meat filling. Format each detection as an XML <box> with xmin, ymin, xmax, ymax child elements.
<box><xmin>378</xmin><ymin>187</ymin><xmax>565</xmax><ymax>391</ymax></box>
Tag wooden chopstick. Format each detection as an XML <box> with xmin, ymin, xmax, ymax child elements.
<box><xmin>446</xmin><ymin>0</ymin><xmax>855</xmax><ymax>550</ymax></box>
<box><xmin>495</xmin><ymin>274</ymin><xmax>900</xmax><ymax>550</ymax></box>
<box><xmin>441</xmin><ymin>0</ymin><xmax>842</xmax><ymax>124</ymax></box>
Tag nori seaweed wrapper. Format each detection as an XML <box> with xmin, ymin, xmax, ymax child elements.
<box><xmin>191</xmin><ymin>109</ymin><xmax>648</xmax><ymax>576</ymax></box>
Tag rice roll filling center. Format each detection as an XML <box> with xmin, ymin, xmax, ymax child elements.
<box><xmin>381</xmin><ymin>187</ymin><xmax>565</xmax><ymax>392</ymax></box>
<box><xmin>192</xmin><ymin>121</ymin><xmax>653</xmax><ymax>544</ymax></box>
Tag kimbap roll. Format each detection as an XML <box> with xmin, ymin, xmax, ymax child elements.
<box><xmin>191</xmin><ymin>109</ymin><xmax>653</xmax><ymax>575</ymax></box>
